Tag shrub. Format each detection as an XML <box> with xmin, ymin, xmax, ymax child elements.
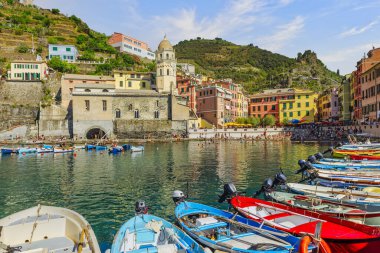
<box><xmin>48</xmin><ymin>57</ymin><xmax>78</xmax><ymax>73</ymax></box>
<box><xmin>36</xmin><ymin>46</ymin><xmax>43</xmax><ymax>54</ymax></box>
<box><xmin>47</xmin><ymin>37</ymin><xmax>58</xmax><ymax>44</ymax></box>
<box><xmin>51</xmin><ymin>9</ymin><xmax>60</xmax><ymax>15</ymax></box>
<box><xmin>16</xmin><ymin>44</ymin><xmax>29</xmax><ymax>53</ymax></box>
<box><xmin>14</xmin><ymin>28</ymin><xmax>23</xmax><ymax>35</ymax></box>
<box><xmin>42</xmin><ymin>18</ymin><xmax>51</xmax><ymax>28</ymax></box>
<box><xmin>262</xmin><ymin>115</ymin><xmax>276</xmax><ymax>127</ymax></box>
<box><xmin>78</xmin><ymin>50</ymin><xmax>96</xmax><ymax>61</ymax></box>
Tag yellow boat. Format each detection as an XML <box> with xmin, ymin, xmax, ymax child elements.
<box><xmin>332</xmin><ymin>149</ymin><xmax>380</xmax><ymax>158</ymax></box>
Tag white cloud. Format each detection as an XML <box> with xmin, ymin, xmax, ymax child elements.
<box><xmin>340</xmin><ymin>19</ymin><xmax>379</xmax><ymax>37</ymax></box>
<box><xmin>278</xmin><ymin>0</ymin><xmax>294</xmax><ymax>6</ymax></box>
<box><xmin>257</xmin><ymin>16</ymin><xmax>305</xmax><ymax>51</ymax></box>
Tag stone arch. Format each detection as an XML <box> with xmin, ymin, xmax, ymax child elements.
<box><xmin>85</xmin><ymin>126</ymin><xmax>107</xmax><ymax>139</ymax></box>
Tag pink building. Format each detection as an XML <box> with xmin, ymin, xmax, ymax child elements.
<box><xmin>176</xmin><ymin>76</ymin><xmax>198</xmax><ymax>112</ymax></box>
<box><xmin>196</xmin><ymin>86</ymin><xmax>232</xmax><ymax>127</ymax></box>
<box><xmin>108</xmin><ymin>32</ymin><xmax>155</xmax><ymax>60</ymax></box>
<box><xmin>361</xmin><ymin>62</ymin><xmax>380</xmax><ymax>122</ymax></box>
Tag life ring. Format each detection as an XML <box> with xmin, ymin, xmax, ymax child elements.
<box><xmin>299</xmin><ymin>235</ymin><xmax>331</xmax><ymax>253</ymax></box>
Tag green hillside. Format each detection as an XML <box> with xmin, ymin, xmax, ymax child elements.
<box><xmin>174</xmin><ymin>38</ymin><xmax>342</xmax><ymax>93</ymax></box>
<box><xmin>0</xmin><ymin>0</ymin><xmax>150</xmax><ymax>75</ymax></box>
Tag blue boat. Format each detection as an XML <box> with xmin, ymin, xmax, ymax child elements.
<box><xmin>43</xmin><ymin>144</ymin><xmax>54</xmax><ymax>149</ymax></box>
<box><xmin>122</xmin><ymin>144</ymin><xmax>132</xmax><ymax>151</ymax></box>
<box><xmin>311</xmin><ymin>162</ymin><xmax>380</xmax><ymax>170</ymax></box>
<box><xmin>109</xmin><ymin>146</ymin><xmax>123</xmax><ymax>154</ymax></box>
<box><xmin>17</xmin><ymin>147</ymin><xmax>37</xmax><ymax>154</ymax></box>
<box><xmin>85</xmin><ymin>144</ymin><xmax>96</xmax><ymax>150</ymax></box>
<box><xmin>110</xmin><ymin>201</ymin><xmax>206</xmax><ymax>253</ymax></box>
<box><xmin>174</xmin><ymin>201</ymin><xmax>307</xmax><ymax>252</ymax></box>
<box><xmin>95</xmin><ymin>145</ymin><xmax>108</xmax><ymax>151</ymax></box>
<box><xmin>1</xmin><ymin>148</ymin><xmax>16</xmax><ymax>154</ymax></box>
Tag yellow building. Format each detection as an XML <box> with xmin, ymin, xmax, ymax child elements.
<box><xmin>113</xmin><ymin>70</ymin><xmax>154</xmax><ymax>90</ymax></box>
<box><xmin>279</xmin><ymin>89</ymin><xmax>318</xmax><ymax>123</ymax></box>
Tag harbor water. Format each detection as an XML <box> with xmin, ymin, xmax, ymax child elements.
<box><xmin>0</xmin><ymin>140</ymin><xmax>325</xmax><ymax>249</ymax></box>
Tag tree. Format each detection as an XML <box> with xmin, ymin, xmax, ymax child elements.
<box><xmin>48</xmin><ymin>57</ymin><xmax>78</xmax><ymax>73</ymax></box>
<box><xmin>52</xmin><ymin>9</ymin><xmax>60</xmax><ymax>15</ymax></box>
<box><xmin>16</xmin><ymin>44</ymin><xmax>29</xmax><ymax>53</ymax></box>
<box><xmin>262</xmin><ymin>115</ymin><xmax>276</xmax><ymax>127</ymax></box>
<box><xmin>336</xmin><ymin>69</ymin><xmax>340</xmax><ymax>76</ymax></box>
<box><xmin>282</xmin><ymin>117</ymin><xmax>289</xmax><ymax>126</ymax></box>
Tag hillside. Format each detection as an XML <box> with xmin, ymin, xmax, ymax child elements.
<box><xmin>174</xmin><ymin>38</ymin><xmax>341</xmax><ymax>93</ymax></box>
<box><xmin>0</xmin><ymin>0</ymin><xmax>149</xmax><ymax>75</ymax></box>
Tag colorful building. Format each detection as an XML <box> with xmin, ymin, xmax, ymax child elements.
<box><xmin>108</xmin><ymin>32</ymin><xmax>155</xmax><ymax>60</ymax></box>
<box><xmin>176</xmin><ymin>76</ymin><xmax>198</xmax><ymax>112</ymax></box>
<box><xmin>361</xmin><ymin>61</ymin><xmax>380</xmax><ymax>122</ymax></box>
<box><xmin>196</xmin><ymin>86</ymin><xmax>232</xmax><ymax>127</ymax></box>
<box><xmin>113</xmin><ymin>70</ymin><xmax>155</xmax><ymax>90</ymax></box>
<box><xmin>317</xmin><ymin>87</ymin><xmax>339</xmax><ymax>122</ymax></box>
<box><xmin>8</xmin><ymin>60</ymin><xmax>48</xmax><ymax>81</ymax></box>
<box><xmin>279</xmin><ymin>89</ymin><xmax>318</xmax><ymax>123</ymax></box>
<box><xmin>48</xmin><ymin>44</ymin><xmax>79</xmax><ymax>62</ymax></box>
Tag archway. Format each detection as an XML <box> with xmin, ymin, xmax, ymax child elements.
<box><xmin>86</xmin><ymin>128</ymin><xmax>106</xmax><ymax>139</ymax></box>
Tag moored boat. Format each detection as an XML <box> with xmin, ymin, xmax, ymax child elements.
<box><xmin>110</xmin><ymin>200</ymin><xmax>206</xmax><ymax>253</ymax></box>
<box><xmin>122</xmin><ymin>144</ymin><xmax>132</xmax><ymax>151</ymax></box>
<box><xmin>95</xmin><ymin>145</ymin><xmax>107</xmax><ymax>151</ymax></box>
<box><xmin>350</xmin><ymin>154</ymin><xmax>380</xmax><ymax>160</ymax></box>
<box><xmin>1</xmin><ymin>148</ymin><xmax>17</xmax><ymax>154</ymax></box>
<box><xmin>131</xmin><ymin>146</ymin><xmax>144</xmax><ymax>152</ymax></box>
<box><xmin>0</xmin><ymin>205</ymin><xmax>101</xmax><ymax>253</ymax></box>
<box><xmin>109</xmin><ymin>146</ymin><xmax>123</xmax><ymax>154</ymax></box>
<box><xmin>85</xmin><ymin>144</ymin><xmax>96</xmax><ymax>150</ymax></box>
<box><xmin>221</xmin><ymin>185</ymin><xmax>380</xmax><ymax>253</ymax></box>
<box><xmin>173</xmin><ymin>192</ymin><xmax>308</xmax><ymax>253</ymax></box>
<box><xmin>17</xmin><ymin>147</ymin><xmax>37</xmax><ymax>154</ymax></box>
<box><xmin>53</xmin><ymin>147</ymin><xmax>74</xmax><ymax>153</ymax></box>
<box><xmin>267</xmin><ymin>191</ymin><xmax>380</xmax><ymax>226</ymax></box>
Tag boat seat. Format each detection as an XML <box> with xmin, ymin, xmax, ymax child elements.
<box><xmin>127</xmin><ymin>244</ymin><xmax>178</xmax><ymax>253</ymax></box>
<box><xmin>136</xmin><ymin>230</ymin><xmax>156</xmax><ymax>243</ymax></box>
<box><xmin>191</xmin><ymin>221</ymin><xmax>227</xmax><ymax>231</ymax></box>
<box><xmin>11</xmin><ymin>237</ymin><xmax>74</xmax><ymax>252</ymax></box>
<box><xmin>335</xmin><ymin>194</ymin><xmax>347</xmax><ymax>200</ymax></box>
<box><xmin>263</xmin><ymin>212</ymin><xmax>290</xmax><ymax>220</ymax></box>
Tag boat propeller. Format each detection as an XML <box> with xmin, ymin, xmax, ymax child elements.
<box><xmin>135</xmin><ymin>200</ymin><xmax>148</xmax><ymax>215</ymax></box>
<box><xmin>218</xmin><ymin>183</ymin><xmax>238</xmax><ymax>203</ymax></box>
<box><xmin>254</xmin><ymin>172</ymin><xmax>287</xmax><ymax>197</ymax></box>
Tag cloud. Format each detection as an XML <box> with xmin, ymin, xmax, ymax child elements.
<box><xmin>278</xmin><ymin>0</ymin><xmax>294</xmax><ymax>6</ymax></box>
<box><xmin>340</xmin><ymin>19</ymin><xmax>379</xmax><ymax>37</ymax></box>
<box><xmin>257</xmin><ymin>16</ymin><xmax>305</xmax><ymax>51</ymax></box>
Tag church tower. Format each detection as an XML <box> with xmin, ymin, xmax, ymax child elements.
<box><xmin>156</xmin><ymin>35</ymin><xmax>176</xmax><ymax>94</ymax></box>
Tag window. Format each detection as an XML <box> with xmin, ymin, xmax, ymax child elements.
<box><xmin>258</xmin><ymin>106</ymin><xmax>261</xmax><ymax>111</ymax></box>
<box><xmin>154</xmin><ymin>110</ymin><xmax>159</xmax><ymax>119</ymax></box>
<box><xmin>283</xmin><ymin>112</ymin><xmax>287</xmax><ymax>117</ymax></box>
<box><xmin>210</xmin><ymin>90</ymin><xmax>213</xmax><ymax>94</ymax></box>
<box><xmin>289</xmin><ymin>112</ymin><xmax>293</xmax><ymax>117</ymax></box>
<box><xmin>102</xmin><ymin>89</ymin><xmax>109</xmax><ymax>92</ymax></box>
<box><xmin>156</xmin><ymin>100</ymin><xmax>159</xmax><ymax>107</ymax></box>
<box><xmin>84</xmin><ymin>89</ymin><xmax>91</xmax><ymax>92</ymax></box>
<box><xmin>289</xmin><ymin>103</ymin><xmax>293</xmax><ymax>109</ymax></box>
<box><xmin>167</xmin><ymin>69</ymin><xmax>170</xmax><ymax>75</ymax></box>
<box><xmin>306</xmin><ymin>95</ymin><xmax>309</xmax><ymax>99</ymax></box>
<box><xmin>298</xmin><ymin>111</ymin><xmax>301</xmax><ymax>116</ymax></box>
<box><xmin>298</xmin><ymin>95</ymin><xmax>301</xmax><ymax>99</ymax></box>
<box><xmin>131</xmin><ymin>74</ymin><xmax>135</xmax><ymax>78</ymax></box>
<box><xmin>264</xmin><ymin>105</ymin><xmax>267</xmax><ymax>111</ymax></box>
<box><xmin>160</xmin><ymin>69</ymin><xmax>163</xmax><ymax>76</ymax></box>
<box><xmin>283</xmin><ymin>103</ymin><xmax>286</xmax><ymax>109</ymax></box>
<box><xmin>306</xmin><ymin>102</ymin><xmax>310</xmax><ymax>107</ymax></box>
<box><xmin>128</xmin><ymin>104</ymin><xmax>133</xmax><ymax>111</ymax></box>
<box><xmin>119</xmin><ymin>73</ymin><xmax>123</xmax><ymax>77</ymax></box>
<box><xmin>66</xmin><ymin>48</ymin><xmax>71</xmax><ymax>52</ymax></box>
<box><xmin>142</xmin><ymin>82</ymin><xmax>146</xmax><ymax>88</ymax></box>
<box><xmin>102</xmin><ymin>100</ymin><xmax>107</xmax><ymax>111</ymax></box>
<box><xmin>137</xmin><ymin>74</ymin><xmax>141</xmax><ymax>78</ymax></box>
<box><xmin>181</xmin><ymin>88</ymin><xmax>184</xmax><ymax>93</ymax></box>
<box><xmin>85</xmin><ymin>100</ymin><xmax>90</xmax><ymax>111</ymax></box>
<box><xmin>253</xmin><ymin>106</ymin><xmax>256</xmax><ymax>112</ymax></box>
<box><xmin>120</xmin><ymin>81</ymin><xmax>123</xmax><ymax>87</ymax></box>
<box><xmin>166</xmin><ymin>53</ymin><xmax>169</xmax><ymax>59</ymax></box>
<box><xmin>134</xmin><ymin>109</ymin><xmax>140</xmax><ymax>119</ymax></box>
<box><xmin>297</xmin><ymin>103</ymin><xmax>301</xmax><ymax>108</ymax></box>
<box><xmin>53</xmin><ymin>47</ymin><xmax>58</xmax><ymax>51</ymax></box>
<box><xmin>128</xmin><ymin>81</ymin><xmax>132</xmax><ymax>87</ymax></box>
<box><xmin>271</xmin><ymin>105</ymin><xmax>276</xmax><ymax>110</ymax></box>
<box><xmin>306</xmin><ymin>111</ymin><xmax>310</xmax><ymax>116</ymax></box>
<box><xmin>115</xmin><ymin>109</ymin><xmax>121</xmax><ymax>118</ymax></box>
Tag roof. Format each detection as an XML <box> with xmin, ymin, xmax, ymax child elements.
<box><xmin>158</xmin><ymin>35</ymin><xmax>173</xmax><ymax>51</ymax></box>
<box><xmin>63</xmin><ymin>74</ymin><xmax>115</xmax><ymax>81</ymax></box>
<box><xmin>74</xmin><ymin>84</ymin><xmax>115</xmax><ymax>89</ymax></box>
<box><xmin>362</xmin><ymin>61</ymin><xmax>380</xmax><ymax>75</ymax></box>
<box><xmin>49</xmin><ymin>44</ymin><xmax>77</xmax><ymax>48</ymax></box>
<box><xmin>113</xmin><ymin>70</ymin><xmax>154</xmax><ymax>75</ymax></box>
<box><xmin>11</xmin><ymin>60</ymin><xmax>47</xmax><ymax>64</ymax></box>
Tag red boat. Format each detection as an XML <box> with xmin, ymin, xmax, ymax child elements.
<box><xmin>229</xmin><ymin>196</ymin><xmax>380</xmax><ymax>253</ymax></box>
<box><xmin>350</xmin><ymin>154</ymin><xmax>380</xmax><ymax>160</ymax></box>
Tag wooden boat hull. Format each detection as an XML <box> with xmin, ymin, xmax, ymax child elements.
<box><xmin>111</xmin><ymin>214</ymin><xmax>204</xmax><ymax>253</ymax></box>
<box><xmin>351</xmin><ymin>154</ymin><xmax>380</xmax><ymax>160</ymax></box>
<box><xmin>0</xmin><ymin>205</ymin><xmax>101</xmax><ymax>253</ymax></box>
<box><xmin>230</xmin><ymin>196</ymin><xmax>380</xmax><ymax>253</ymax></box>
<box><xmin>175</xmin><ymin>201</ymin><xmax>306</xmax><ymax>252</ymax></box>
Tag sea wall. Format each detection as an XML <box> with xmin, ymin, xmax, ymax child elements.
<box><xmin>188</xmin><ymin>128</ymin><xmax>287</xmax><ymax>139</ymax></box>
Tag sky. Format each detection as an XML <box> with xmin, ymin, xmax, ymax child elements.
<box><xmin>34</xmin><ymin>0</ymin><xmax>380</xmax><ymax>74</ymax></box>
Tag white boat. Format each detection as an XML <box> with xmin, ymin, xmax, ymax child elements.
<box><xmin>0</xmin><ymin>205</ymin><xmax>101</xmax><ymax>253</ymax></box>
<box><xmin>130</xmin><ymin>146</ymin><xmax>144</xmax><ymax>152</ymax></box>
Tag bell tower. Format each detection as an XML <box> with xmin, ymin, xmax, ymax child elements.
<box><xmin>156</xmin><ymin>35</ymin><xmax>176</xmax><ymax>94</ymax></box>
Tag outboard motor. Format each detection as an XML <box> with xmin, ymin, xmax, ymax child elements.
<box><xmin>323</xmin><ymin>146</ymin><xmax>334</xmax><ymax>154</ymax></box>
<box><xmin>314</xmin><ymin>152</ymin><xmax>324</xmax><ymax>160</ymax></box>
<box><xmin>335</xmin><ymin>142</ymin><xmax>343</xmax><ymax>148</ymax></box>
<box><xmin>273</xmin><ymin>173</ymin><xmax>287</xmax><ymax>187</ymax></box>
<box><xmin>172</xmin><ymin>190</ymin><xmax>186</xmax><ymax>205</ymax></box>
<box><xmin>307</xmin><ymin>155</ymin><xmax>317</xmax><ymax>164</ymax></box>
<box><xmin>218</xmin><ymin>183</ymin><xmax>237</xmax><ymax>203</ymax></box>
<box><xmin>135</xmin><ymin>200</ymin><xmax>148</xmax><ymax>215</ymax></box>
<box><xmin>254</xmin><ymin>178</ymin><xmax>273</xmax><ymax>197</ymax></box>
<box><xmin>296</xmin><ymin>160</ymin><xmax>307</xmax><ymax>174</ymax></box>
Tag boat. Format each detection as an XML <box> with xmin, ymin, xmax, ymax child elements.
<box><xmin>131</xmin><ymin>146</ymin><xmax>144</xmax><ymax>152</ymax></box>
<box><xmin>220</xmin><ymin>184</ymin><xmax>380</xmax><ymax>253</ymax></box>
<box><xmin>0</xmin><ymin>205</ymin><xmax>101</xmax><ymax>253</ymax></box>
<box><xmin>85</xmin><ymin>144</ymin><xmax>96</xmax><ymax>150</ymax></box>
<box><xmin>173</xmin><ymin>192</ymin><xmax>308</xmax><ymax>253</ymax></box>
<box><xmin>332</xmin><ymin>149</ymin><xmax>380</xmax><ymax>158</ymax></box>
<box><xmin>122</xmin><ymin>144</ymin><xmax>132</xmax><ymax>151</ymax></box>
<box><xmin>95</xmin><ymin>145</ymin><xmax>107</xmax><ymax>151</ymax></box>
<box><xmin>267</xmin><ymin>191</ymin><xmax>380</xmax><ymax>226</ymax></box>
<box><xmin>53</xmin><ymin>147</ymin><xmax>74</xmax><ymax>153</ymax></box>
<box><xmin>350</xmin><ymin>154</ymin><xmax>380</xmax><ymax>160</ymax></box>
<box><xmin>110</xmin><ymin>200</ymin><xmax>206</xmax><ymax>253</ymax></box>
<box><xmin>17</xmin><ymin>147</ymin><xmax>37</xmax><ymax>154</ymax></box>
<box><xmin>109</xmin><ymin>146</ymin><xmax>123</xmax><ymax>154</ymax></box>
<box><xmin>37</xmin><ymin>145</ymin><xmax>54</xmax><ymax>153</ymax></box>
<box><xmin>287</xmin><ymin>183</ymin><xmax>380</xmax><ymax>212</ymax></box>
<box><xmin>1</xmin><ymin>148</ymin><xmax>17</xmax><ymax>154</ymax></box>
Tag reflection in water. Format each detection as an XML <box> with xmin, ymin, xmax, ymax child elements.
<box><xmin>0</xmin><ymin>141</ymin><xmax>324</xmax><ymax>246</ymax></box>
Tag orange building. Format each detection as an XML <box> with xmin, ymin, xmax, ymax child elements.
<box><xmin>176</xmin><ymin>76</ymin><xmax>198</xmax><ymax>112</ymax></box>
<box><xmin>108</xmin><ymin>32</ymin><xmax>155</xmax><ymax>60</ymax></box>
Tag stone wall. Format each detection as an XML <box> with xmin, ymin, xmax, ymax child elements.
<box><xmin>0</xmin><ymin>104</ymin><xmax>38</xmax><ymax>131</ymax></box>
<box><xmin>114</xmin><ymin>120</ymin><xmax>183</xmax><ymax>139</ymax></box>
<box><xmin>0</xmin><ymin>80</ymin><xmax>44</xmax><ymax>105</ymax></box>
<box><xmin>38</xmin><ymin>104</ymin><xmax>70</xmax><ymax>137</ymax></box>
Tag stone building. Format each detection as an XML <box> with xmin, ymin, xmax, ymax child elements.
<box><xmin>113</xmin><ymin>70</ymin><xmax>155</xmax><ymax>90</ymax></box>
<box><xmin>156</xmin><ymin>35</ymin><xmax>177</xmax><ymax>94</ymax></box>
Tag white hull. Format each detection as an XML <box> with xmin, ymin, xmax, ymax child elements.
<box><xmin>0</xmin><ymin>205</ymin><xmax>101</xmax><ymax>253</ymax></box>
